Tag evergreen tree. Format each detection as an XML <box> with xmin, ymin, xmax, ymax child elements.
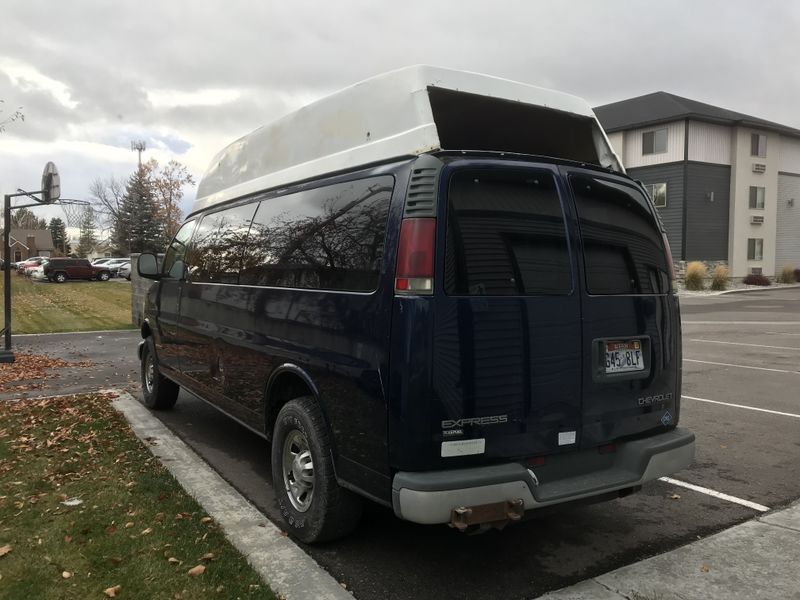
<box><xmin>115</xmin><ymin>167</ymin><xmax>165</xmax><ymax>254</ymax></box>
<box><xmin>48</xmin><ymin>217</ymin><xmax>69</xmax><ymax>256</ymax></box>
<box><xmin>76</xmin><ymin>207</ymin><xmax>98</xmax><ymax>258</ymax></box>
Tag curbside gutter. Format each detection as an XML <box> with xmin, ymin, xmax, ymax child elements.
<box><xmin>110</xmin><ymin>390</ymin><xmax>353</xmax><ymax>600</ymax></box>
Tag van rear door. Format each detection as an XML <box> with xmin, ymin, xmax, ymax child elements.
<box><xmin>565</xmin><ymin>168</ymin><xmax>680</xmax><ymax>447</ymax></box>
<box><xmin>428</xmin><ymin>164</ymin><xmax>584</xmax><ymax>465</ymax></box>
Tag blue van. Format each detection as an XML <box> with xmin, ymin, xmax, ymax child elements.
<box><xmin>137</xmin><ymin>67</ymin><xmax>695</xmax><ymax>542</ymax></box>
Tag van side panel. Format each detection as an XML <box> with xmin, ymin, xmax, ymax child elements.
<box><xmin>247</xmin><ymin>288</ymin><xmax>392</xmax><ymax>499</ymax></box>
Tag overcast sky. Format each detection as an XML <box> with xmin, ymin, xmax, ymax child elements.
<box><xmin>1</xmin><ymin>0</ymin><xmax>798</xmax><ymax>232</ymax></box>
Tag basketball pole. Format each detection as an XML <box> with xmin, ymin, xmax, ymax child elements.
<box><xmin>2</xmin><ymin>163</ymin><xmax>61</xmax><ymax>364</ymax></box>
<box><xmin>1</xmin><ymin>191</ymin><xmax>44</xmax><ymax>363</ymax></box>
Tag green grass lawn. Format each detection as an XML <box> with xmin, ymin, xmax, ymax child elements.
<box><xmin>0</xmin><ymin>393</ymin><xmax>274</xmax><ymax>599</ymax></box>
<box><xmin>0</xmin><ymin>275</ymin><xmax>135</xmax><ymax>334</ymax></box>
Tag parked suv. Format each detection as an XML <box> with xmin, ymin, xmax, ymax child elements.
<box><xmin>43</xmin><ymin>258</ymin><xmax>112</xmax><ymax>282</ymax></box>
<box><xmin>136</xmin><ymin>67</ymin><xmax>694</xmax><ymax>543</ymax></box>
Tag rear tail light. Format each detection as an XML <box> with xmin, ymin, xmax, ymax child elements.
<box><xmin>662</xmin><ymin>233</ymin><xmax>676</xmax><ymax>280</ymax></box>
<box><xmin>395</xmin><ymin>218</ymin><xmax>435</xmax><ymax>294</ymax></box>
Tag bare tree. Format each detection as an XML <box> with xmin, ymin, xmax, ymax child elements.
<box><xmin>148</xmin><ymin>159</ymin><xmax>195</xmax><ymax>240</ymax></box>
<box><xmin>89</xmin><ymin>175</ymin><xmax>127</xmax><ymax>230</ymax></box>
<box><xmin>0</xmin><ymin>100</ymin><xmax>23</xmax><ymax>133</ymax></box>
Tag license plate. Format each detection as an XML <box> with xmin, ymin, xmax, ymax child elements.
<box><xmin>605</xmin><ymin>340</ymin><xmax>644</xmax><ymax>374</ymax></box>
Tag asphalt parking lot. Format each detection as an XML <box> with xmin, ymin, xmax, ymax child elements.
<box><xmin>12</xmin><ymin>287</ymin><xmax>800</xmax><ymax>599</ymax></box>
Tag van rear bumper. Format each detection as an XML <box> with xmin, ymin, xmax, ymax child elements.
<box><xmin>391</xmin><ymin>427</ymin><xmax>695</xmax><ymax>525</ymax></box>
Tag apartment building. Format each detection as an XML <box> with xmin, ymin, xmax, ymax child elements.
<box><xmin>594</xmin><ymin>92</ymin><xmax>800</xmax><ymax>277</ymax></box>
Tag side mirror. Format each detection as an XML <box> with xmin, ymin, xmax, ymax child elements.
<box><xmin>137</xmin><ymin>253</ymin><xmax>161</xmax><ymax>280</ymax></box>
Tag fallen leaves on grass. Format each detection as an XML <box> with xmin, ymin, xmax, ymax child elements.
<box><xmin>187</xmin><ymin>564</ymin><xmax>205</xmax><ymax>577</ymax></box>
<box><xmin>104</xmin><ymin>584</ymin><xmax>122</xmax><ymax>597</ymax></box>
<box><xmin>0</xmin><ymin>544</ymin><xmax>12</xmax><ymax>557</ymax></box>
<box><xmin>0</xmin><ymin>351</ymin><xmax>94</xmax><ymax>392</ymax></box>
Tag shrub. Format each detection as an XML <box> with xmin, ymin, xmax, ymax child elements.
<box><xmin>742</xmin><ymin>273</ymin><xmax>771</xmax><ymax>286</ymax></box>
<box><xmin>684</xmin><ymin>261</ymin><xmax>706</xmax><ymax>291</ymax></box>
<box><xmin>778</xmin><ymin>265</ymin><xmax>795</xmax><ymax>284</ymax></box>
<box><xmin>795</xmin><ymin>268</ymin><xmax>800</xmax><ymax>283</ymax></box>
<box><xmin>710</xmin><ymin>265</ymin><xmax>729</xmax><ymax>291</ymax></box>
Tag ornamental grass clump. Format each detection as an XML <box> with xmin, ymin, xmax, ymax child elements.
<box><xmin>710</xmin><ymin>265</ymin><xmax>729</xmax><ymax>291</ymax></box>
<box><xmin>778</xmin><ymin>264</ymin><xmax>796</xmax><ymax>284</ymax></box>
<box><xmin>684</xmin><ymin>261</ymin><xmax>706</xmax><ymax>291</ymax></box>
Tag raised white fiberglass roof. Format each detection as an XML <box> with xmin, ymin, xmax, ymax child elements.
<box><xmin>192</xmin><ymin>65</ymin><xmax>622</xmax><ymax>214</ymax></box>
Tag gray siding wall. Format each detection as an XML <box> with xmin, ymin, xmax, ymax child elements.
<box><xmin>627</xmin><ymin>164</ymin><xmax>684</xmax><ymax>260</ymax></box>
<box><xmin>685</xmin><ymin>163</ymin><xmax>731</xmax><ymax>261</ymax></box>
<box><xmin>776</xmin><ymin>173</ymin><xmax>800</xmax><ymax>270</ymax></box>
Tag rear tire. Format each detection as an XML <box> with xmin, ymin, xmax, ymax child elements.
<box><xmin>54</xmin><ymin>272</ymin><xmax>67</xmax><ymax>283</ymax></box>
<box><xmin>271</xmin><ymin>396</ymin><xmax>362</xmax><ymax>543</ymax></box>
<box><xmin>141</xmin><ymin>337</ymin><xmax>179</xmax><ymax>410</ymax></box>
<box><xmin>97</xmin><ymin>271</ymin><xmax>110</xmax><ymax>281</ymax></box>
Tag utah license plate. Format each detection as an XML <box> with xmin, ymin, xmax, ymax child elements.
<box><xmin>605</xmin><ymin>340</ymin><xmax>644</xmax><ymax>374</ymax></box>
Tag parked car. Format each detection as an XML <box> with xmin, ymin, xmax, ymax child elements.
<box><xmin>117</xmin><ymin>262</ymin><xmax>132</xmax><ymax>280</ymax></box>
<box><xmin>43</xmin><ymin>258</ymin><xmax>112</xmax><ymax>282</ymax></box>
<box><xmin>91</xmin><ymin>257</ymin><xmax>119</xmax><ymax>266</ymax></box>
<box><xmin>136</xmin><ymin>67</ymin><xmax>694</xmax><ymax>543</ymax></box>
<box><xmin>105</xmin><ymin>258</ymin><xmax>130</xmax><ymax>278</ymax></box>
<box><xmin>29</xmin><ymin>263</ymin><xmax>48</xmax><ymax>281</ymax></box>
<box><xmin>16</xmin><ymin>257</ymin><xmax>46</xmax><ymax>275</ymax></box>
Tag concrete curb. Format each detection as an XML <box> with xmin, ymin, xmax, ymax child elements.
<box><xmin>538</xmin><ymin>500</ymin><xmax>800</xmax><ymax>600</ymax></box>
<box><xmin>110</xmin><ymin>390</ymin><xmax>353</xmax><ymax>600</ymax></box>
<box><xmin>679</xmin><ymin>283</ymin><xmax>800</xmax><ymax>298</ymax></box>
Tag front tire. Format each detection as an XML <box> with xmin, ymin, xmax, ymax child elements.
<box><xmin>97</xmin><ymin>271</ymin><xmax>110</xmax><ymax>281</ymax></box>
<box><xmin>54</xmin><ymin>272</ymin><xmax>67</xmax><ymax>283</ymax></box>
<box><xmin>141</xmin><ymin>337</ymin><xmax>179</xmax><ymax>410</ymax></box>
<box><xmin>271</xmin><ymin>396</ymin><xmax>362</xmax><ymax>543</ymax></box>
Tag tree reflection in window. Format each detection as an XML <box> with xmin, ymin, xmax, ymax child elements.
<box><xmin>188</xmin><ymin>204</ymin><xmax>257</xmax><ymax>284</ymax></box>
<box><xmin>240</xmin><ymin>177</ymin><xmax>393</xmax><ymax>292</ymax></box>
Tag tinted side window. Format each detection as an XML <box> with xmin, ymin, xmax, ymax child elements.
<box><xmin>187</xmin><ymin>204</ymin><xmax>258</xmax><ymax>284</ymax></box>
<box><xmin>571</xmin><ymin>174</ymin><xmax>669</xmax><ymax>295</ymax></box>
<box><xmin>444</xmin><ymin>170</ymin><xmax>572</xmax><ymax>296</ymax></box>
<box><xmin>162</xmin><ymin>220</ymin><xmax>198</xmax><ymax>279</ymax></box>
<box><xmin>240</xmin><ymin>177</ymin><xmax>393</xmax><ymax>292</ymax></box>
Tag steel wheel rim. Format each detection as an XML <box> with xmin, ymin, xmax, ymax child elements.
<box><xmin>282</xmin><ymin>429</ymin><xmax>314</xmax><ymax>512</ymax></box>
<box><xmin>144</xmin><ymin>352</ymin><xmax>155</xmax><ymax>394</ymax></box>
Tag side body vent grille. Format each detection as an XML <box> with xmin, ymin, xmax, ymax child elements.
<box><xmin>403</xmin><ymin>155</ymin><xmax>443</xmax><ymax>218</ymax></box>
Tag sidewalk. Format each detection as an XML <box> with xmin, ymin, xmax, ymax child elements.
<box><xmin>539</xmin><ymin>500</ymin><xmax>800</xmax><ymax>600</ymax></box>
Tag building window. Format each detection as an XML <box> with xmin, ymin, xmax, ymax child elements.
<box><xmin>749</xmin><ymin>186</ymin><xmax>765</xmax><ymax>209</ymax></box>
<box><xmin>642</xmin><ymin>128</ymin><xmax>668</xmax><ymax>155</ymax></box>
<box><xmin>751</xmin><ymin>267</ymin><xmax>762</xmax><ymax>275</ymax></box>
<box><xmin>751</xmin><ymin>133</ymin><xmax>767</xmax><ymax>158</ymax></box>
<box><xmin>747</xmin><ymin>238</ymin><xmax>763</xmax><ymax>261</ymax></box>
<box><xmin>644</xmin><ymin>183</ymin><xmax>667</xmax><ymax>208</ymax></box>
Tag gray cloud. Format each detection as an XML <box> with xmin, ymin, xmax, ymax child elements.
<box><xmin>2</xmin><ymin>0</ymin><xmax>799</xmax><ymax>216</ymax></box>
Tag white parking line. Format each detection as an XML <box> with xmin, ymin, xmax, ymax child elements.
<box><xmin>683</xmin><ymin>358</ymin><xmax>800</xmax><ymax>375</ymax></box>
<box><xmin>764</xmin><ymin>331</ymin><xmax>800</xmax><ymax>336</ymax></box>
<box><xmin>682</xmin><ymin>395</ymin><xmax>800</xmax><ymax>419</ymax></box>
<box><xmin>659</xmin><ymin>477</ymin><xmax>770</xmax><ymax>512</ymax></box>
<box><xmin>687</xmin><ymin>339</ymin><xmax>800</xmax><ymax>351</ymax></box>
<box><xmin>682</xmin><ymin>321</ymin><xmax>800</xmax><ymax>325</ymax></box>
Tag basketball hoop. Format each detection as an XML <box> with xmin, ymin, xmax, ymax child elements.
<box><xmin>58</xmin><ymin>199</ymin><xmax>91</xmax><ymax>228</ymax></box>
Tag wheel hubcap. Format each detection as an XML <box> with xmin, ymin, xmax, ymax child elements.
<box><xmin>282</xmin><ymin>430</ymin><xmax>314</xmax><ymax>512</ymax></box>
<box><xmin>144</xmin><ymin>353</ymin><xmax>155</xmax><ymax>394</ymax></box>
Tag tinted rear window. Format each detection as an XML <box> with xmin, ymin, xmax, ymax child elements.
<box><xmin>571</xmin><ymin>174</ymin><xmax>670</xmax><ymax>295</ymax></box>
<box><xmin>444</xmin><ymin>170</ymin><xmax>572</xmax><ymax>296</ymax></box>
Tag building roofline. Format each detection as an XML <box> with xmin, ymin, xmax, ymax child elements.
<box><xmin>596</xmin><ymin>92</ymin><xmax>800</xmax><ymax>138</ymax></box>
